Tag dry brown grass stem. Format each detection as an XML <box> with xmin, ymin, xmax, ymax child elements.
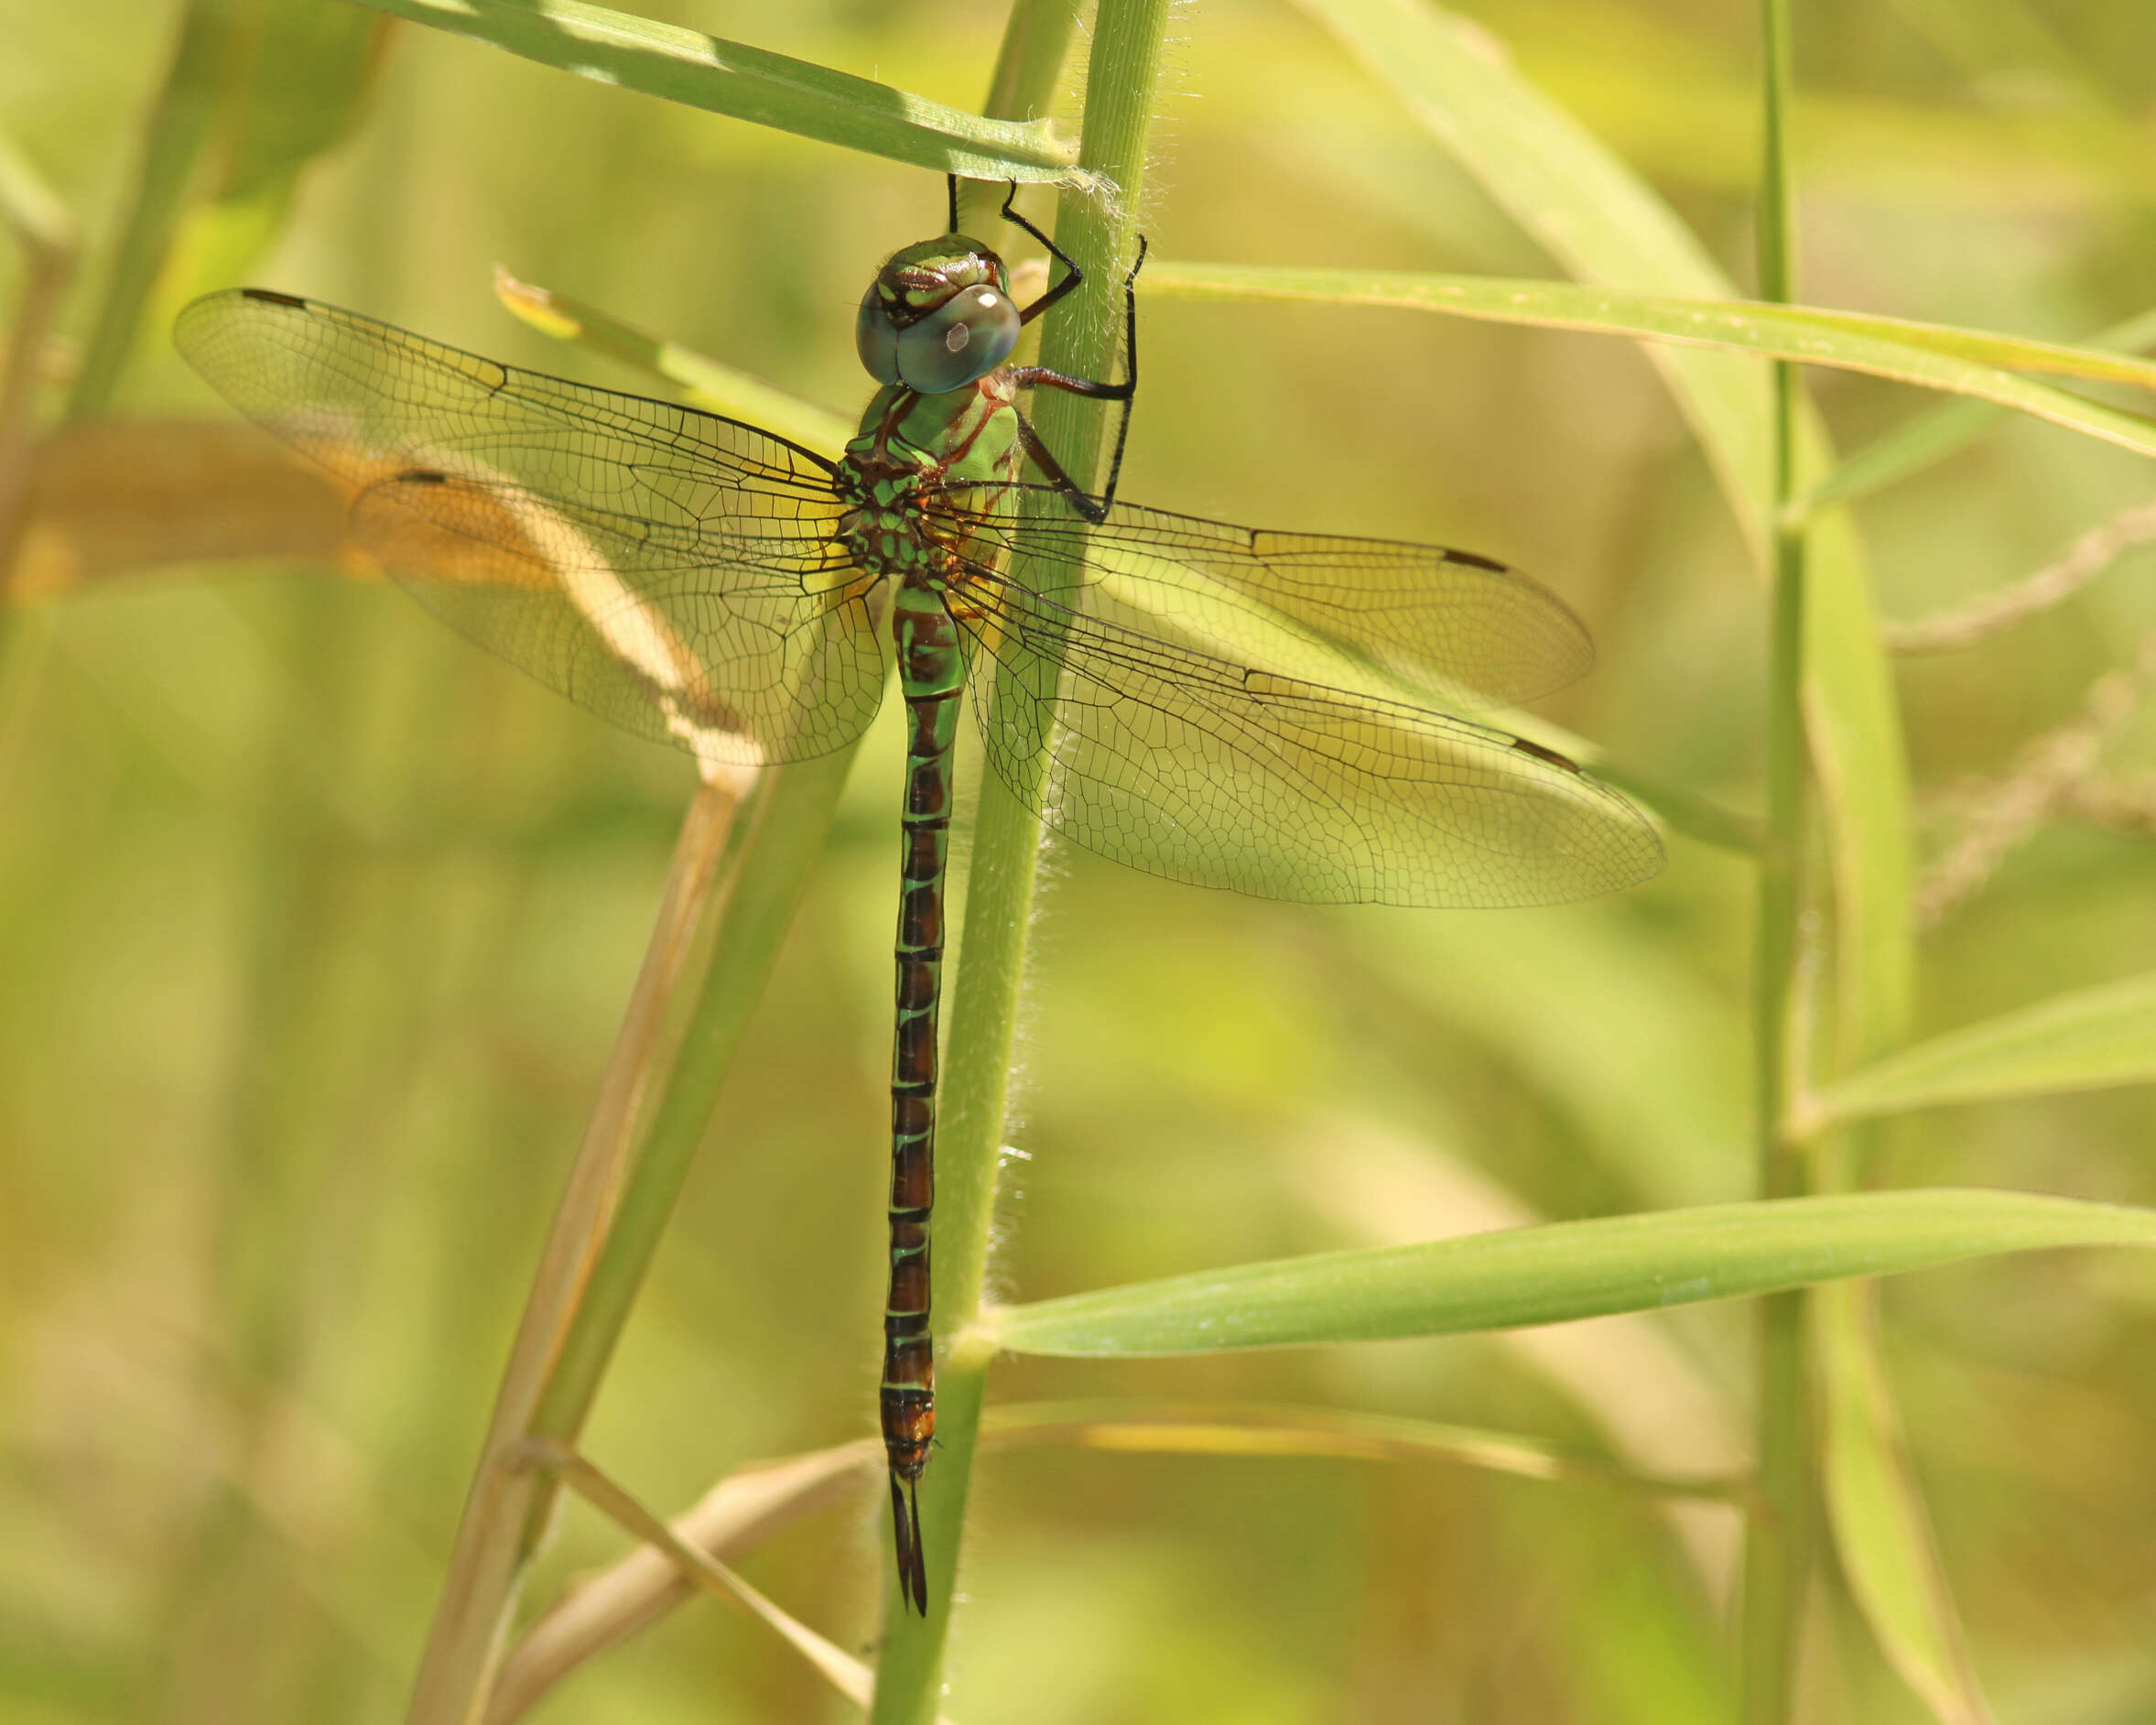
<box><xmin>503</xmin><ymin>1440</ymin><xmax>917</xmax><ymax>1716</ymax></box>
<box><xmin>1915</xmin><ymin>631</ymin><xmax>2156</xmax><ymax>928</ymax></box>
<box><xmin>489</xmin><ymin>1440</ymin><xmax>880</xmax><ymax>1724</ymax></box>
<box><xmin>489</xmin><ymin>1401</ymin><xmax>1746</xmax><ymax>1721</ymax></box>
<box><xmin>403</xmin><ymin>770</ymin><xmax>743</xmax><ymax>1725</ymax></box>
<box><xmin>2059</xmin><ymin>773</ymin><xmax>2156</xmax><ymax>835</ymax></box>
<box><xmin>1885</xmin><ymin>496</ymin><xmax>2156</xmax><ymax>654</ymax></box>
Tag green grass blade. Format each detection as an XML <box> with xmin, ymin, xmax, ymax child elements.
<box><xmin>1807</xmin><ymin>972</ymin><xmax>2156</xmax><ymax>1128</ymax></box>
<box><xmin>67</xmin><ymin>0</ymin><xmax>239</xmax><ymax>418</ymax></box>
<box><xmin>348</xmin><ymin>0</ymin><xmax>1079</xmax><ymax>182</ymax></box>
<box><xmin>1749</xmin><ymin>3</ymin><xmax>1812</xmax><ymax>1713</ymax></box>
<box><xmin>1808</xmin><ymin>395</ymin><xmax>2013</xmax><ymax>514</ymax></box>
<box><xmin>991</xmin><ymin>1189</ymin><xmax>2156</xmax><ymax>1357</ymax></box>
<box><xmin>980</xmin><ymin>0</ymin><xmax>1080</xmax><ymax>126</ymax></box>
<box><xmin>69</xmin><ymin>0</ymin><xmax>380</xmax><ymax>417</ymax></box>
<box><xmin>1143</xmin><ymin>266</ymin><xmax>2156</xmax><ymax>463</ymax></box>
<box><xmin>493</xmin><ymin>268</ymin><xmax>852</xmax><ymax>457</ymax></box>
<box><xmin>1805</xmin><ymin>304</ymin><xmax>2156</xmax><ymax>511</ymax></box>
<box><xmin>158</xmin><ymin>2</ymin><xmax>385</xmax><ymax>302</ymax></box>
<box><xmin>1294</xmin><ymin>8</ymin><xmax>1926</xmax><ymax>1715</ymax></box>
<box><xmin>1817</xmin><ymin>1282</ymin><xmax>1999</xmax><ymax>1725</ymax></box>
<box><xmin>1286</xmin><ymin>0</ymin><xmax>1915</xmax><ymax>1058</ymax></box>
<box><xmin>1810</xmin><ymin>314</ymin><xmax>2156</xmax><ymax>510</ymax></box>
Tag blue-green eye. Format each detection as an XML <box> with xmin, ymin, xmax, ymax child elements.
<box><xmin>855</xmin><ymin>285</ymin><xmax>902</xmax><ymax>384</ymax></box>
<box><xmin>894</xmin><ymin>286</ymin><xmax>1020</xmax><ymax>393</ymax></box>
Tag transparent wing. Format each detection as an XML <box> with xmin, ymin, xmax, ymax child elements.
<box><xmin>175</xmin><ymin>288</ymin><xmax>883</xmax><ymax>765</ymax></box>
<box><xmin>954</xmin><ymin>564</ymin><xmax>1663</xmax><ymax>908</ymax></box>
<box><xmin>953</xmin><ymin>492</ymin><xmax>1594</xmax><ymax>711</ymax></box>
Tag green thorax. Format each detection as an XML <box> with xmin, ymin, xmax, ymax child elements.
<box><xmin>845</xmin><ymin>374</ymin><xmax>1021</xmax><ymax>491</ymax></box>
<box><xmin>836</xmin><ymin>374</ymin><xmax>1024</xmax><ymax>587</ymax></box>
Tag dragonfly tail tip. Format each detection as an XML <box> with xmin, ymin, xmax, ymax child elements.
<box><xmin>890</xmin><ymin>1472</ymin><xmax>929</xmax><ymax>1616</ymax></box>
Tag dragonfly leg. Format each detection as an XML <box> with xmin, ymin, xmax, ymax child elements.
<box><xmin>1012</xmin><ymin>412</ymin><xmax>1110</xmax><ymax>524</ymax></box>
<box><xmin>946</xmin><ymin>172</ymin><xmax>960</xmax><ymax>235</ymax></box>
<box><xmin>999</xmin><ymin>181</ymin><xmax>1085</xmax><ymax>328</ymax></box>
<box><xmin>1004</xmin><ymin>235</ymin><xmax>1147</xmax><ymax>523</ymax></box>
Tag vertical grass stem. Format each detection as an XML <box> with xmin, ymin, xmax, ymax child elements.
<box><xmin>866</xmin><ymin>1</ymin><xmax>1173</xmax><ymax>1716</ymax></box>
<box><xmin>1743</xmin><ymin>0</ymin><xmax>1815</xmax><ymax>1720</ymax></box>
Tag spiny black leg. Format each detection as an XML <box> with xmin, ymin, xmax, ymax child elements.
<box><xmin>890</xmin><ymin>1472</ymin><xmax>928</xmax><ymax>1615</ymax></box>
<box><xmin>1006</xmin><ymin>236</ymin><xmax>1147</xmax><ymax>521</ymax></box>
<box><xmin>998</xmin><ymin>180</ymin><xmax>1086</xmax><ymax>327</ymax></box>
<box><xmin>1013</xmin><ymin>412</ymin><xmax>1105</xmax><ymax>524</ymax></box>
<box><xmin>946</xmin><ymin>172</ymin><xmax>960</xmax><ymax>235</ymax></box>
<box><xmin>1092</xmin><ymin>233</ymin><xmax>1146</xmax><ymax>515</ymax></box>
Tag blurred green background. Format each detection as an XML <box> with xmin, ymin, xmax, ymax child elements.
<box><xmin>4</xmin><ymin>2</ymin><xmax>2156</xmax><ymax>1721</ymax></box>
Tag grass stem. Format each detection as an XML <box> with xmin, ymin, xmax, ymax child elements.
<box><xmin>1742</xmin><ymin>0</ymin><xmax>1816</xmax><ymax>1719</ymax></box>
<box><xmin>866</xmin><ymin>1</ymin><xmax>1173</xmax><ymax>1716</ymax></box>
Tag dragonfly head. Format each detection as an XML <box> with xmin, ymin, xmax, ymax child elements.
<box><xmin>857</xmin><ymin>236</ymin><xmax>1021</xmax><ymax>395</ymax></box>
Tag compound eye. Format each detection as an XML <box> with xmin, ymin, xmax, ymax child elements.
<box><xmin>855</xmin><ymin>283</ymin><xmax>901</xmax><ymax>384</ymax></box>
<box><xmin>894</xmin><ymin>286</ymin><xmax>1020</xmax><ymax>393</ymax></box>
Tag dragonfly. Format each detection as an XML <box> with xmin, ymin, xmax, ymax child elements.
<box><xmin>176</xmin><ymin>180</ymin><xmax>1663</xmax><ymax>1616</ymax></box>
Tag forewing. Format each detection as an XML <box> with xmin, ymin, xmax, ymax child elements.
<box><xmin>176</xmin><ymin>288</ymin><xmax>882</xmax><ymax>765</ymax></box>
<box><xmin>959</xmin><ymin>493</ymin><xmax>1593</xmax><ymax>711</ymax></box>
<box><xmin>352</xmin><ymin>472</ymin><xmax>883</xmax><ymax>765</ymax></box>
<box><xmin>955</xmin><ymin>567</ymin><xmax>1663</xmax><ymax>908</ymax></box>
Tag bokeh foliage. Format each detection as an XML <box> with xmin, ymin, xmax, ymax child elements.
<box><xmin>4</xmin><ymin>2</ymin><xmax>2156</xmax><ymax>1722</ymax></box>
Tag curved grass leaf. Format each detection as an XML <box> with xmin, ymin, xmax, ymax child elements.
<box><xmin>1284</xmin><ymin>12</ymin><xmax>1928</xmax><ymax>1712</ymax></box>
<box><xmin>493</xmin><ymin>268</ymin><xmax>852</xmax><ymax>458</ymax></box>
<box><xmin>1285</xmin><ymin>0</ymin><xmax>1916</xmax><ymax>1062</ymax></box>
<box><xmin>67</xmin><ymin>0</ymin><xmax>235</xmax><ymax>418</ymax></box>
<box><xmin>69</xmin><ymin>0</ymin><xmax>385</xmax><ymax>418</ymax></box>
<box><xmin>1807</xmin><ymin>971</ymin><xmax>2156</xmax><ymax>1129</ymax></box>
<box><xmin>1817</xmin><ymin>1283</ymin><xmax>1998</xmax><ymax>1725</ymax></box>
<box><xmin>991</xmin><ymin>1189</ymin><xmax>2156</xmax><ymax>1357</ymax></box>
<box><xmin>165</xmin><ymin>1</ymin><xmax>385</xmax><ymax>301</ymax></box>
<box><xmin>1143</xmin><ymin>265</ymin><xmax>2156</xmax><ymax>465</ymax></box>
<box><xmin>1806</xmin><ymin>304</ymin><xmax>2156</xmax><ymax>512</ymax></box>
<box><xmin>349</xmin><ymin>0</ymin><xmax>1078</xmax><ymax>182</ymax></box>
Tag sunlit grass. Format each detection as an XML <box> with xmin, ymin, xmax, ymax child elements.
<box><xmin>4</xmin><ymin>3</ymin><xmax>2156</xmax><ymax>1724</ymax></box>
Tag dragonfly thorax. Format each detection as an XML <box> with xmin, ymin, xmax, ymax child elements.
<box><xmin>837</xmin><ymin>374</ymin><xmax>1023</xmax><ymax>588</ymax></box>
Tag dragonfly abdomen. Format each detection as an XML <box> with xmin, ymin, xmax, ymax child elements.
<box><xmin>881</xmin><ymin>584</ymin><xmax>964</xmax><ymax>1616</ymax></box>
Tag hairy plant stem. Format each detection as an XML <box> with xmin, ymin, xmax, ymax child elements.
<box><xmin>867</xmin><ymin>0</ymin><xmax>1172</xmax><ymax>1717</ymax></box>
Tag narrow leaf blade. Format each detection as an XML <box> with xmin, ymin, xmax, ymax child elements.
<box><xmin>991</xmin><ymin>1190</ymin><xmax>2156</xmax><ymax>1357</ymax></box>
<box><xmin>1817</xmin><ymin>1284</ymin><xmax>1999</xmax><ymax>1725</ymax></box>
<box><xmin>1811</xmin><ymin>972</ymin><xmax>2156</xmax><ymax>1126</ymax></box>
<box><xmin>348</xmin><ymin>0</ymin><xmax>1077</xmax><ymax>181</ymax></box>
<box><xmin>1143</xmin><ymin>265</ymin><xmax>2156</xmax><ymax>463</ymax></box>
